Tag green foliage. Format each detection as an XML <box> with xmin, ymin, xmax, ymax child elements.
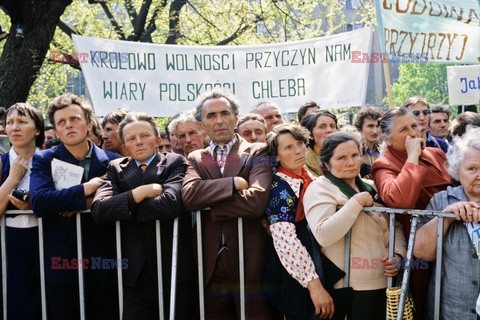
<box><xmin>9</xmin><ymin>0</ymin><xmax>379</xmax><ymax>114</ymax></box>
<box><xmin>389</xmin><ymin>63</ymin><xmax>450</xmax><ymax>106</ymax></box>
<box><xmin>156</xmin><ymin>117</ymin><xmax>169</xmax><ymax>132</ymax></box>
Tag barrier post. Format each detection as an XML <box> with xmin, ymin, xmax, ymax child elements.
<box><xmin>396</xmin><ymin>215</ymin><xmax>418</xmax><ymax>320</ymax></box>
<box><xmin>156</xmin><ymin>220</ymin><xmax>164</xmax><ymax>320</ymax></box>
<box><xmin>76</xmin><ymin>213</ymin><xmax>86</xmax><ymax>320</ymax></box>
<box><xmin>169</xmin><ymin>218</ymin><xmax>179</xmax><ymax>320</ymax></box>
<box><xmin>238</xmin><ymin>218</ymin><xmax>245</xmax><ymax>320</ymax></box>
<box><xmin>195</xmin><ymin>211</ymin><xmax>205</xmax><ymax>320</ymax></box>
<box><xmin>38</xmin><ymin>217</ymin><xmax>47</xmax><ymax>320</ymax></box>
<box><xmin>1</xmin><ymin>214</ymin><xmax>6</xmax><ymax>320</ymax></box>
<box><xmin>115</xmin><ymin>220</ymin><xmax>123</xmax><ymax>319</ymax></box>
<box><xmin>387</xmin><ymin>213</ymin><xmax>396</xmax><ymax>289</ymax></box>
<box><xmin>434</xmin><ymin>217</ymin><xmax>444</xmax><ymax>320</ymax></box>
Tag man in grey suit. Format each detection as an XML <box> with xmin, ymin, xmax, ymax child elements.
<box><xmin>182</xmin><ymin>90</ymin><xmax>281</xmax><ymax>320</ymax></box>
<box><xmin>91</xmin><ymin>112</ymin><xmax>194</xmax><ymax>320</ymax></box>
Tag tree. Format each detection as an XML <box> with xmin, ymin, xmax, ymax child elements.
<box><xmin>389</xmin><ymin>63</ymin><xmax>450</xmax><ymax>107</ymax></box>
<box><xmin>0</xmin><ymin>0</ymin><xmax>377</xmax><ymax>110</ymax></box>
<box><xmin>0</xmin><ymin>0</ymin><xmax>72</xmax><ymax>108</ymax></box>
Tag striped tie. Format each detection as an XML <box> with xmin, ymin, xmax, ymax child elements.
<box><xmin>139</xmin><ymin>164</ymin><xmax>147</xmax><ymax>173</ymax></box>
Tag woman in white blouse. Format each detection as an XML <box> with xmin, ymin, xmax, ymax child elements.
<box><xmin>0</xmin><ymin>103</ymin><xmax>44</xmax><ymax>319</ymax></box>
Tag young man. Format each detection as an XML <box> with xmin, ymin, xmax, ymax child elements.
<box><xmin>101</xmin><ymin>108</ymin><xmax>129</xmax><ymax>156</ymax></box>
<box><xmin>353</xmin><ymin>106</ymin><xmax>383</xmax><ymax>169</ymax></box>
<box><xmin>158</xmin><ymin>132</ymin><xmax>173</xmax><ymax>153</ymax></box>
<box><xmin>91</xmin><ymin>112</ymin><xmax>194</xmax><ymax>319</ymax></box>
<box><xmin>30</xmin><ymin>93</ymin><xmax>119</xmax><ymax>319</ymax></box>
<box><xmin>429</xmin><ymin>104</ymin><xmax>451</xmax><ymax>140</ymax></box>
<box><xmin>404</xmin><ymin>96</ymin><xmax>449</xmax><ymax>153</ymax></box>
<box><xmin>182</xmin><ymin>90</ymin><xmax>280</xmax><ymax>320</ymax></box>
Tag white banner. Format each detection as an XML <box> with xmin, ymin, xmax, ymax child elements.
<box><xmin>72</xmin><ymin>27</ymin><xmax>372</xmax><ymax>117</ymax></box>
<box><xmin>447</xmin><ymin>65</ymin><xmax>480</xmax><ymax>106</ymax></box>
<box><xmin>374</xmin><ymin>0</ymin><xmax>480</xmax><ymax>64</ymax></box>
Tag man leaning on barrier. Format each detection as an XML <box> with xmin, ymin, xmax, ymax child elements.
<box><xmin>91</xmin><ymin>112</ymin><xmax>194</xmax><ymax>320</ymax></box>
<box><xmin>29</xmin><ymin>93</ymin><xmax>120</xmax><ymax>320</ymax></box>
<box><xmin>181</xmin><ymin>89</ymin><xmax>282</xmax><ymax>319</ymax></box>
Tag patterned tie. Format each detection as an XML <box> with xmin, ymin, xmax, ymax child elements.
<box><xmin>139</xmin><ymin>163</ymin><xmax>147</xmax><ymax>173</ymax></box>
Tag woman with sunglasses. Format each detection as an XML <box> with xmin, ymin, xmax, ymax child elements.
<box><xmin>404</xmin><ymin>96</ymin><xmax>449</xmax><ymax>153</ymax></box>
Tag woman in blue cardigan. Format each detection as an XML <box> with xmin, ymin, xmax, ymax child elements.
<box><xmin>0</xmin><ymin>103</ymin><xmax>45</xmax><ymax>319</ymax></box>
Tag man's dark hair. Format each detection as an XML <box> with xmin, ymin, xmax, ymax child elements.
<box><xmin>353</xmin><ymin>106</ymin><xmax>384</xmax><ymax>132</ymax></box>
<box><xmin>403</xmin><ymin>96</ymin><xmax>430</xmax><ymax>109</ymax></box>
<box><xmin>297</xmin><ymin>101</ymin><xmax>320</xmax><ymax>122</ymax></box>
<box><xmin>430</xmin><ymin>104</ymin><xmax>451</xmax><ymax>117</ymax></box>
<box><xmin>194</xmin><ymin>90</ymin><xmax>239</xmax><ymax>122</ymax></box>
<box><xmin>451</xmin><ymin>112</ymin><xmax>480</xmax><ymax>139</ymax></box>
<box><xmin>47</xmin><ymin>93</ymin><xmax>93</xmax><ymax>128</ymax></box>
<box><xmin>101</xmin><ymin>108</ymin><xmax>130</xmax><ymax>128</ymax></box>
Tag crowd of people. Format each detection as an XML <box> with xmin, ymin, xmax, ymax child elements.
<box><xmin>0</xmin><ymin>89</ymin><xmax>479</xmax><ymax>320</ymax></box>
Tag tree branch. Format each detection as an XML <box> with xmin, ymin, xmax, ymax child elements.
<box><xmin>57</xmin><ymin>20</ymin><xmax>77</xmax><ymax>38</ymax></box>
<box><xmin>140</xmin><ymin>0</ymin><xmax>168</xmax><ymax>42</ymax></box>
<box><xmin>217</xmin><ymin>15</ymin><xmax>262</xmax><ymax>46</ymax></box>
<box><xmin>185</xmin><ymin>0</ymin><xmax>220</xmax><ymax>33</ymax></box>
<box><xmin>124</xmin><ymin>0</ymin><xmax>138</xmax><ymax>28</ymax></box>
<box><xmin>128</xmin><ymin>0</ymin><xmax>152</xmax><ymax>41</ymax></box>
<box><xmin>166</xmin><ymin>0</ymin><xmax>187</xmax><ymax>44</ymax></box>
<box><xmin>100</xmin><ymin>2</ymin><xmax>126</xmax><ymax>40</ymax></box>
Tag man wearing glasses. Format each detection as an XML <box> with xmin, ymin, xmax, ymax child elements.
<box><xmin>404</xmin><ymin>96</ymin><xmax>449</xmax><ymax>153</ymax></box>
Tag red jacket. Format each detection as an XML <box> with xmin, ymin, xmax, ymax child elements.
<box><xmin>372</xmin><ymin>146</ymin><xmax>452</xmax><ymax>211</ymax></box>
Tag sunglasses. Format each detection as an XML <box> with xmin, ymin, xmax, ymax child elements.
<box><xmin>411</xmin><ymin>109</ymin><xmax>431</xmax><ymax>117</ymax></box>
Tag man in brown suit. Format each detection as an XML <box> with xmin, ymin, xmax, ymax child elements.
<box><xmin>182</xmin><ymin>90</ymin><xmax>280</xmax><ymax>320</ymax></box>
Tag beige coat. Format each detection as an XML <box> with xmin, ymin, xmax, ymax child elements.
<box><xmin>304</xmin><ymin>176</ymin><xmax>407</xmax><ymax>290</ymax></box>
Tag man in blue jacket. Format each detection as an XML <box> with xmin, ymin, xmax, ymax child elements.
<box><xmin>30</xmin><ymin>93</ymin><xmax>119</xmax><ymax>320</ymax></box>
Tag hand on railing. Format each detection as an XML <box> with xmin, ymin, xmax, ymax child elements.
<box><xmin>382</xmin><ymin>253</ymin><xmax>402</xmax><ymax>278</ymax></box>
<box><xmin>352</xmin><ymin>191</ymin><xmax>374</xmax><ymax>207</ymax></box>
<box><xmin>443</xmin><ymin>201</ymin><xmax>480</xmax><ymax>223</ymax></box>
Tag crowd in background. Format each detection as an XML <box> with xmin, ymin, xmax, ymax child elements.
<box><xmin>0</xmin><ymin>90</ymin><xmax>479</xmax><ymax>320</ymax></box>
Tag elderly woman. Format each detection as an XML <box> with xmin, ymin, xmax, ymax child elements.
<box><xmin>414</xmin><ymin>127</ymin><xmax>480</xmax><ymax>319</ymax></box>
<box><xmin>370</xmin><ymin>106</ymin><xmax>453</xmax><ymax>318</ymax></box>
<box><xmin>300</xmin><ymin>111</ymin><xmax>338</xmax><ymax>177</ymax></box>
<box><xmin>263</xmin><ymin>123</ymin><xmax>334</xmax><ymax>319</ymax></box>
<box><xmin>304</xmin><ymin>132</ymin><xmax>406</xmax><ymax>320</ymax></box>
<box><xmin>0</xmin><ymin>103</ymin><xmax>44</xmax><ymax>319</ymax></box>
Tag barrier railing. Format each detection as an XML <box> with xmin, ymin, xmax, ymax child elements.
<box><xmin>0</xmin><ymin>208</ymin><xmax>460</xmax><ymax>320</ymax></box>
<box><xmin>363</xmin><ymin>207</ymin><xmax>456</xmax><ymax>320</ymax></box>
<box><xmin>0</xmin><ymin>210</ymin><xmax>179</xmax><ymax>320</ymax></box>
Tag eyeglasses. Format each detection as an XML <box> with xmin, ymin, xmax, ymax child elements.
<box><xmin>411</xmin><ymin>109</ymin><xmax>431</xmax><ymax>117</ymax></box>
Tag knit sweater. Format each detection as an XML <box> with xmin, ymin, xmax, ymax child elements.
<box><xmin>304</xmin><ymin>176</ymin><xmax>407</xmax><ymax>290</ymax></box>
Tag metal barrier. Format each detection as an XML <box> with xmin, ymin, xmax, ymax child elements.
<box><xmin>193</xmin><ymin>207</ymin><xmax>457</xmax><ymax>320</ymax></box>
<box><xmin>0</xmin><ymin>210</ymin><xmax>179</xmax><ymax>320</ymax></box>
<box><xmin>0</xmin><ymin>207</ymin><xmax>462</xmax><ymax>320</ymax></box>
<box><xmin>362</xmin><ymin>207</ymin><xmax>456</xmax><ymax>320</ymax></box>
